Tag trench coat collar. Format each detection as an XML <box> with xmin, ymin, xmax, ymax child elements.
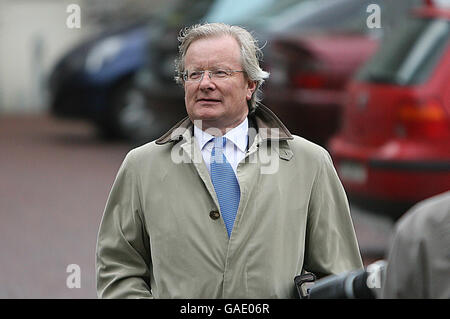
<box><xmin>155</xmin><ymin>103</ymin><xmax>293</xmax><ymax>145</ymax></box>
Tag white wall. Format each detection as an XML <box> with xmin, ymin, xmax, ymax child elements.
<box><xmin>0</xmin><ymin>0</ymin><xmax>168</xmax><ymax>114</ymax></box>
<box><xmin>0</xmin><ymin>0</ymin><xmax>97</xmax><ymax>113</ymax></box>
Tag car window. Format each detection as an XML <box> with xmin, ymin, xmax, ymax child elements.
<box><xmin>201</xmin><ymin>0</ymin><xmax>304</xmax><ymax>26</ymax></box>
<box><xmin>159</xmin><ymin>0</ymin><xmax>215</xmax><ymax>27</ymax></box>
<box><xmin>357</xmin><ymin>16</ymin><xmax>450</xmax><ymax>85</ymax></box>
<box><xmin>270</xmin><ymin>0</ymin><xmax>369</xmax><ymax>32</ymax></box>
<box><xmin>204</xmin><ymin>0</ymin><xmax>274</xmax><ymax>24</ymax></box>
<box><xmin>270</xmin><ymin>0</ymin><xmax>421</xmax><ymax>33</ymax></box>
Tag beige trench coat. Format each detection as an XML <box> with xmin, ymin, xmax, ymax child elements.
<box><xmin>96</xmin><ymin>104</ymin><xmax>363</xmax><ymax>298</ymax></box>
<box><xmin>381</xmin><ymin>191</ymin><xmax>450</xmax><ymax>299</ymax></box>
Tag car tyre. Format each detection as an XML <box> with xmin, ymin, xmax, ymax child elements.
<box><xmin>107</xmin><ymin>79</ymin><xmax>164</xmax><ymax>143</ymax></box>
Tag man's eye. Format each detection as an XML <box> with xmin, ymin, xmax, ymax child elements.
<box><xmin>189</xmin><ymin>72</ymin><xmax>202</xmax><ymax>79</ymax></box>
<box><xmin>214</xmin><ymin>70</ymin><xmax>228</xmax><ymax>77</ymax></box>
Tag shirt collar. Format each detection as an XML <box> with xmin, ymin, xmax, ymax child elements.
<box><xmin>194</xmin><ymin>117</ymin><xmax>248</xmax><ymax>152</ymax></box>
<box><xmin>155</xmin><ymin>103</ymin><xmax>293</xmax><ymax>145</ymax></box>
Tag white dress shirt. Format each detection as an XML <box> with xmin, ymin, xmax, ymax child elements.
<box><xmin>194</xmin><ymin>118</ymin><xmax>248</xmax><ymax>175</ymax></box>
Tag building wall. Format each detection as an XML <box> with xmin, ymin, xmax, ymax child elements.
<box><xmin>0</xmin><ymin>0</ymin><xmax>167</xmax><ymax>113</ymax></box>
<box><xmin>0</xmin><ymin>0</ymin><xmax>90</xmax><ymax>112</ymax></box>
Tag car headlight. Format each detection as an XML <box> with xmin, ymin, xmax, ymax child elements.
<box><xmin>85</xmin><ymin>36</ymin><xmax>124</xmax><ymax>74</ymax></box>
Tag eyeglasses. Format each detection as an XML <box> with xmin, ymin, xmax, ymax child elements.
<box><xmin>183</xmin><ymin>69</ymin><xmax>244</xmax><ymax>82</ymax></box>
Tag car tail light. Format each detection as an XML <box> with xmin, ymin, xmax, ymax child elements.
<box><xmin>291</xmin><ymin>72</ymin><xmax>328</xmax><ymax>89</ymax></box>
<box><xmin>396</xmin><ymin>99</ymin><xmax>450</xmax><ymax>139</ymax></box>
<box><xmin>289</xmin><ymin>66</ymin><xmax>345</xmax><ymax>90</ymax></box>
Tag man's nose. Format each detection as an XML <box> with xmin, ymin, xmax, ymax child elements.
<box><xmin>199</xmin><ymin>71</ymin><xmax>215</xmax><ymax>90</ymax></box>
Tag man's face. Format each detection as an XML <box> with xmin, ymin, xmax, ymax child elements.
<box><xmin>183</xmin><ymin>35</ymin><xmax>256</xmax><ymax>132</ymax></box>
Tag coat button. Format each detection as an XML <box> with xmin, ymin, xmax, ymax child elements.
<box><xmin>209</xmin><ymin>210</ymin><xmax>220</xmax><ymax>220</ymax></box>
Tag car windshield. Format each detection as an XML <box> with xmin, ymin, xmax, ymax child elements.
<box><xmin>201</xmin><ymin>0</ymin><xmax>304</xmax><ymax>26</ymax></box>
<box><xmin>202</xmin><ymin>0</ymin><xmax>421</xmax><ymax>34</ymax></box>
<box><xmin>156</xmin><ymin>0</ymin><xmax>215</xmax><ymax>27</ymax></box>
<box><xmin>153</xmin><ymin>0</ymin><xmax>306</xmax><ymax>32</ymax></box>
<box><xmin>357</xmin><ymin>15</ymin><xmax>450</xmax><ymax>85</ymax></box>
<box><xmin>269</xmin><ymin>0</ymin><xmax>371</xmax><ymax>33</ymax></box>
<box><xmin>268</xmin><ymin>0</ymin><xmax>420</xmax><ymax>33</ymax></box>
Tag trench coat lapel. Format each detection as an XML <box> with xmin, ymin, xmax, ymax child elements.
<box><xmin>179</xmin><ymin>128</ymin><xmax>221</xmax><ymax>211</ymax></box>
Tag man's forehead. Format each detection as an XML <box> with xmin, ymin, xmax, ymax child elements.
<box><xmin>185</xmin><ymin>35</ymin><xmax>241</xmax><ymax>67</ymax></box>
<box><xmin>188</xmin><ymin>34</ymin><xmax>239</xmax><ymax>49</ymax></box>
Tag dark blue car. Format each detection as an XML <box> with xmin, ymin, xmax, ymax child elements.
<box><xmin>49</xmin><ymin>18</ymin><xmax>157</xmax><ymax>139</ymax></box>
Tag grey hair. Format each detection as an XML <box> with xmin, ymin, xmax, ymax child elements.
<box><xmin>174</xmin><ymin>22</ymin><xmax>270</xmax><ymax>112</ymax></box>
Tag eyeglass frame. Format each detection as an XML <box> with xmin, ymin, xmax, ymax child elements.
<box><xmin>182</xmin><ymin>69</ymin><xmax>245</xmax><ymax>83</ymax></box>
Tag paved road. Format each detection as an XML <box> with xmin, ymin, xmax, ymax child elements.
<box><xmin>0</xmin><ymin>114</ymin><xmax>394</xmax><ymax>298</ymax></box>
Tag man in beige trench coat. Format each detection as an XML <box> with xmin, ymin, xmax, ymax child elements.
<box><xmin>96</xmin><ymin>23</ymin><xmax>363</xmax><ymax>299</ymax></box>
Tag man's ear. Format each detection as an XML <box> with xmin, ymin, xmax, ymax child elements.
<box><xmin>246</xmin><ymin>80</ymin><xmax>257</xmax><ymax>101</ymax></box>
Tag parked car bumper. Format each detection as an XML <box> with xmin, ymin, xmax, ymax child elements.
<box><xmin>329</xmin><ymin>137</ymin><xmax>450</xmax><ymax>203</ymax></box>
<box><xmin>50</xmin><ymin>78</ymin><xmax>110</xmax><ymax>120</ymax></box>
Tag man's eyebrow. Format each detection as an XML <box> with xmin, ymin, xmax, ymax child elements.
<box><xmin>186</xmin><ymin>63</ymin><xmax>235</xmax><ymax>70</ymax></box>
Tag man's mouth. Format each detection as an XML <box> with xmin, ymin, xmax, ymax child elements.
<box><xmin>197</xmin><ymin>98</ymin><xmax>221</xmax><ymax>103</ymax></box>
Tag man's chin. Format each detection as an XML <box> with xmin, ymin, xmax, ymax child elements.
<box><xmin>189</xmin><ymin>113</ymin><xmax>224</xmax><ymax>132</ymax></box>
<box><xmin>190</xmin><ymin>109</ymin><xmax>222</xmax><ymax>122</ymax></box>
<box><xmin>191</xmin><ymin>116</ymin><xmax>220</xmax><ymax>127</ymax></box>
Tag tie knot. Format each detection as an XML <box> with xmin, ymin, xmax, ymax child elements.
<box><xmin>213</xmin><ymin>136</ymin><xmax>226</xmax><ymax>149</ymax></box>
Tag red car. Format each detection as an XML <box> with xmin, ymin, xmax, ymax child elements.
<box><xmin>263</xmin><ymin>0</ymin><xmax>417</xmax><ymax>146</ymax></box>
<box><xmin>329</xmin><ymin>5</ymin><xmax>450</xmax><ymax>218</ymax></box>
<box><xmin>264</xmin><ymin>34</ymin><xmax>379</xmax><ymax>146</ymax></box>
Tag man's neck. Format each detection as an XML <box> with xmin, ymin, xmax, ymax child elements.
<box><xmin>193</xmin><ymin>114</ymin><xmax>248</xmax><ymax>136</ymax></box>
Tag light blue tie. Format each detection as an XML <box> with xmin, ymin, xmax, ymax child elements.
<box><xmin>210</xmin><ymin>137</ymin><xmax>240</xmax><ymax>238</ymax></box>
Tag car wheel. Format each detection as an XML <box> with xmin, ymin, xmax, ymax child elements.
<box><xmin>110</xmin><ymin>80</ymin><xmax>164</xmax><ymax>143</ymax></box>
